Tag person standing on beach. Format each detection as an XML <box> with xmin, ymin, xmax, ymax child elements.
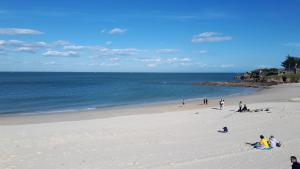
<box><xmin>290</xmin><ymin>156</ymin><xmax>300</xmax><ymax>169</ymax></box>
<box><xmin>182</xmin><ymin>99</ymin><xmax>185</xmax><ymax>106</ymax></box>
<box><xmin>203</xmin><ymin>98</ymin><xmax>208</xmax><ymax>105</ymax></box>
<box><xmin>220</xmin><ymin>99</ymin><xmax>224</xmax><ymax>110</ymax></box>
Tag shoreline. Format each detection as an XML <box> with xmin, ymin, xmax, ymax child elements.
<box><xmin>0</xmin><ymin>83</ymin><xmax>298</xmax><ymax>125</ymax></box>
<box><xmin>0</xmin><ymin>85</ymin><xmax>258</xmax><ymax>114</ymax></box>
<box><xmin>0</xmin><ymin>84</ymin><xmax>282</xmax><ymax>125</ymax></box>
<box><xmin>0</xmin><ymin>83</ymin><xmax>257</xmax><ymax>116</ymax></box>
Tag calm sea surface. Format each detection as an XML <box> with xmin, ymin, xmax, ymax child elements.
<box><xmin>0</xmin><ymin>72</ymin><xmax>256</xmax><ymax>115</ymax></box>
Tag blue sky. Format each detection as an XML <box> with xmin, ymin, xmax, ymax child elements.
<box><xmin>0</xmin><ymin>0</ymin><xmax>300</xmax><ymax>72</ymax></box>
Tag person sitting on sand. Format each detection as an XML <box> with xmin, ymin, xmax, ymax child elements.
<box><xmin>290</xmin><ymin>156</ymin><xmax>300</xmax><ymax>169</ymax></box>
<box><xmin>269</xmin><ymin>135</ymin><xmax>281</xmax><ymax>148</ymax></box>
<box><xmin>238</xmin><ymin>101</ymin><xmax>243</xmax><ymax>112</ymax></box>
<box><xmin>218</xmin><ymin>126</ymin><xmax>228</xmax><ymax>133</ymax></box>
<box><xmin>223</xmin><ymin>127</ymin><xmax>228</xmax><ymax>133</ymax></box>
<box><xmin>242</xmin><ymin>104</ymin><xmax>249</xmax><ymax>112</ymax></box>
<box><xmin>251</xmin><ymin>135</ymin><xmax>270</xmax><ymax>149</ymax></box>
<box><xmin>259</xmin><ymin>135</ymin><xmax>270</xmax><ymax>148</ymax></box>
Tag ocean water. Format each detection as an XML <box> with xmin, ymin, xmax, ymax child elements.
<box><xmin>0</xmin><ymin>72</ymin><xmax>256</xmax><ymax>115</ymax></box>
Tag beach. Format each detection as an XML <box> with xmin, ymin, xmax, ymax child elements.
<box><xmin>1</xmin><ymin>83</ymin><xmax>300</xmax><ymax>169</ymax></box>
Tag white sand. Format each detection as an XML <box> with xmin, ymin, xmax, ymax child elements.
<box><xmin>1</xmin><ymin>83</ymin><xmax>300</xmax><ymax>169</ymax></box>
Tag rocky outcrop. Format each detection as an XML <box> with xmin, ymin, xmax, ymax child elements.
<box><xmin>192</xmin><ymin>81</ymin><xmax>279</xmax><ymax>88</ymax></box>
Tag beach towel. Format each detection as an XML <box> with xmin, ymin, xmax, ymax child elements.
<box><xmin>255</xmin><ymin>147</ymin><xmax>273</xmax><ymax>150</ymax></box>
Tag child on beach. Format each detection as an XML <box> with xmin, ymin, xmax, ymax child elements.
<box><xmin>269</xmin><ymin>135</ymin><xmax>281</xmax><ymax>148</ymax></box>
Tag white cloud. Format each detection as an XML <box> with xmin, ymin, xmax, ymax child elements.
<box><xmin>138</xmin><ymin>58</ymin><xmax>162</xmax><ymax>62</ymax></box>
<box><xmin>0</xmin><ymin>40</ymin><xmax>5</xmax><ymax>46</ymax></box>
<box><xmin>0</xmin><ymin>40</ymin><xmax>47</xmax><ymax>48</ymax></box>
<box><xmin>0</xmin><ymin>28</ymin><xmax>43</xmax><ymax>35</ymax></box>
<box><xmin>63</xmin><ymin>45</ymin><xmax>85</xmax><ymax>50</ymax></box>
<box><xmin>43</xmin><ymin>61</ymin><xmax>57</xmax><ymax>65</ymax></box>
<box><xmin>180</xmin><ymin>58</ymin><xmax>191</xmax><ymax>62</ymax></box>
<box><xmin>147</xmin><ymin>64</ymin><xmax>158</xmax><ymax>68</ymax></box>
<box><xmin>88</xmin><ymin>62</ymin><xmax>119</xmax><ymax>67</ymax></box>
<box><xmin>156</xmin><ymin>48</ymin><xmax>179</xmax><ymax>54</ymax></box>
<box><xmin>198</xmin><ymin>32</ymin><xmax>219</xmax><ymax>37</ymax></box>
<box><xmin>15</xmin><ymin>47</ymin><xmax>37</xmax><ymax>53</ymax></box>
<box><xmin>139</xmin><ymin>56</ymin><xmax>194</xmax><ymax>68</ymax></box>
<box><xmin>166</xmin><ymin>57</ymin><xmax>178</xmax><ymax>63</ymax></box>
<box><xmin>109</xmin><ymin>28</ymin><xmax>127</xmax><ymax>35</ymax></box>
<box><xmin>98</xmin><ymin>48</ymin><xmax>140</xmax><ymax>56</ymax></box>
<box><xmin>192</xmin><ymin>32</ymin><xmax>232</xmax><ymax>43</ymax></box>
<box><xmin>43</xmin><ymin>50</ymin><xmax>79</xmax><ymax>57</ymax></box>
<box><xmin>54</xmin><ymin>40</ymin><xmax>71</xmax><ymax>46</ymax></box>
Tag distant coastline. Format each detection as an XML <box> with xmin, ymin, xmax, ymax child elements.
<box><xmin>192</xmin><ymin>81</ymin><xmax>277</xmax><ymax>88</ymax></box>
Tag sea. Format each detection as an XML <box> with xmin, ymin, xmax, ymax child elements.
<box><xmin>0</xmin><ymin>72</ymin><xmax>256</xmax><ymax>115</ymax></box>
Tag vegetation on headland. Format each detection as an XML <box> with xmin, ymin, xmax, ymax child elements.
<box><xmin>193</xmin><ymin>55</ymin><xmax>300</xmax><ymax>88</ymax></box>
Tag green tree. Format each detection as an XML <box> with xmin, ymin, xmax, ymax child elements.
<box><xmin>281</xmin><ymin>55</ymin><xmax>300</xmax><ymax>70</ymax></box>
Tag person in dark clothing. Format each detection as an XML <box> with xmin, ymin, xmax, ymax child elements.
<box><xmin>238</xmin><ymin>101</ymin><xmax>243</xmax><ymax>112</ymax></box>
<box><xmin>223</xmin><ymin>127</ymin><xmax>228</xmax><ymax>133</ymax></box>
<box><xmin>217</xmin><ymin>126</ymin><xmax>228</xmax><ymax>133</ymax></box>
<box><xmin>242</xmin><ymin>104</ymin><xmax>248</xmax><ymax>112</ymax></box>
<box><xmin>291</xmin><ymin>156</ymin><xmax>300</xmax><ymax>169</ymax></box>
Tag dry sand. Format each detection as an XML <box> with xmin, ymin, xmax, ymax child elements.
<box><xmin>1</xmin><ymin>83</ymin><xmax>300</xmax><ymax>169</ymax></box>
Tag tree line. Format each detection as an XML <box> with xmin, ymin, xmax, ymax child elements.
<box><xmin>281</xmin><ymin>55</ymin><xmax>300</xmax><ymax>70</ymax></box>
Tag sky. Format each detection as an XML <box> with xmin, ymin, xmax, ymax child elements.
<box><xmin>0</xmin><ymin>0</ymin><xmax>300</xmax><ymax>72</ymax></box>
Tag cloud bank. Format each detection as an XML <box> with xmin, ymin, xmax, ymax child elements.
<box><xmin>192</xmin><ymin>32</ymin><xmax>232</xmax><ymax>43</ymax></box>
<box><xmin>0</xmin><ymin>28</ymin><xmax>43</xmax><ymax>35</ymax></box>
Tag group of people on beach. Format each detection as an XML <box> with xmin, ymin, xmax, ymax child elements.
<box><xmin>250</xmin><ymin>135</ymin><xmax>281</xmax><ymax>149</ymax></box>
<box><xmin>203</xmin><ymin>98</ymin><xmax>208</xmax><ymax>105</ymax></box>
<box><xmin>238</xmin><ymin>101</ymin><xmax>249</xmax><ymax>112</ymax></box>
<box><xmin>187</xmin><ymin>97</ymin><xmax>298</xmax><ymax>169</ymax></box>
<box><xmin>214</xmin><ymin>99</ymin><xmax>298</xmax><ymax>169</ymax></box>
